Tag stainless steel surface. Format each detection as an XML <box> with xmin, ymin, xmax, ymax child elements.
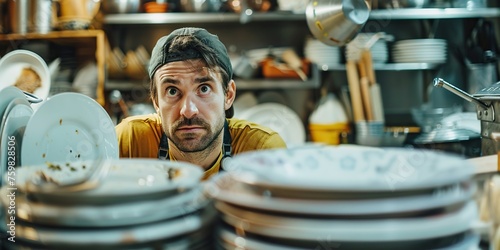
<box><xmin>323</xmin><ymin>62</ymin><xmax>441</xmax><ymax>71</ymax></box>
<box><xmin>306</xmin><ymin>0</ymin><xmax>370</xmax><ymax>46</ymax></box>
<box><xmin>30</xmin><ymin>0</ymin><xmax>54</xmax><ymax>33</ymax></box>
<box><xmin>368</xmin><ymin>7</ymin><xmax>500</xmax><ymax>19</ymax></box>
<box><xmin>101</xmin><ymin>0</ymin><xmax>141</xmax><ymax>14</ymax></box>
<box><xmin>102</xmin><ymin>8</ymin><xmax>500</xmax><ymax>24</ymax></box>
<box><xmin>8</xmin><ymin>0</ymin><xmax>29</xmax><ymax>34</ymax></box>
<box><xmin>103</xmin><ymin>12</ymin><xmax>307</xmax><ymax>24</ymax></box>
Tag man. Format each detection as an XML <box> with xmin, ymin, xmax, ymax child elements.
<box><xmin>115</xmin><ymin>27</ymin><xmax>287</xmax><ymax>179</ymax></box>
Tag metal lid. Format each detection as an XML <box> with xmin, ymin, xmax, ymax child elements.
<box><xmin>414</xmin><ymin>127</ymin><xmax>480</xmax><ymax>144</ymax></box>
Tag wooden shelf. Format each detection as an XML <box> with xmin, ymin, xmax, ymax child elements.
<box><xmin>0</xmin><ymin>30</ymin><xmax>107</xmax><ymax>106</ymax></box>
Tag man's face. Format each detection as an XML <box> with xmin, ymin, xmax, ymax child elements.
<box><xmin>153</xmin><ymin>59</ymin><xmax>235</xmax><ymax>153</ymax></box>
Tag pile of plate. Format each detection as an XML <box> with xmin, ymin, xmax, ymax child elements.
<box><xmin>0</xmin><ymin>158</ymin><xmax>215</xmax><ymax>249</ymax></box>
<box><xmin>206</xmin><ymin>145</ymin><xmax>480</xmax><ymax>249</ymax></box>
<box><xmin>392</xmin><ymin>39</ymin><xmax>447</xmax><ymax>64</ymax></box>
<box><xmin>304</xmin><ymin>37</ymin><xmax>341</xmax><ymax>70</ymax></box>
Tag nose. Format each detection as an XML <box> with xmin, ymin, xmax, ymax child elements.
<box><xmin>180</xmin><ymin>94</ymin><xmax>199</xmax><ymax>118</ymax></box>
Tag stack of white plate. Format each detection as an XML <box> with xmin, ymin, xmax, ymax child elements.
<box><xmin>304</xmin><ymin>38</ymin><xmax>341</xmax><ymax>70</ymax></box>
<box><xmin>0</xmin><ymin>158</ymin><xmax>215</xmax><ymax>249</ymax></box>
<box><xmin>206</xmin><ymin>145</ymin><xmax>480</xmax><ymax>249</ymax></box>
<box><xmin>345</xmin><ymin>33</ymin><xmax>390</xmax><ymax>63</ymax></box>
<box><xmin>392</xmin><ymin>39</ymin><xmax>447</xmax><ymax>64</ymax></box>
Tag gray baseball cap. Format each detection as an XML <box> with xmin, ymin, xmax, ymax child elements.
<box><xmin>148</xmin><ymin>27</ymin><xmax>233</xmax><ymax>80</ymax></box>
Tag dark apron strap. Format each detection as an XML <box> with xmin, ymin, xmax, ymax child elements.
<box><xmin>158</xmin><ymin>119</ymin><xmax>232</xmax><ymax>161</ymax></box>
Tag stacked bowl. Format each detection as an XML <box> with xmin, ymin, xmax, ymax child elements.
<box><xmin>0</xmin><ymin>158</ymin><xmax>214</xmax><ymax>249</ymax></box>
<box><xmin>392</xmin><ymin>39</ymin><xmax>447</xmax><ymax>64</ymax></box>
<box><xmin>206</xmin><ymin>145</ymin><xmax>480</xmax><ymax>249</ymax></box>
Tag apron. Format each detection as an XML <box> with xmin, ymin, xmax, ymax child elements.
<box><xmin>157</xmin><ymin>120</ymin><xmax>232</xmax><ymax>169</ymax></box>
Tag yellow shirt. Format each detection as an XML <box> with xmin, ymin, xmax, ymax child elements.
<box><xmin>115</xmin><ymin>113</ymin><xmax>287</xmax><ymax>179</ymax></box>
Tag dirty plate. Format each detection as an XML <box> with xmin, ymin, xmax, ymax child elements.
<box><xmin>223</xmin><ymin>145</ymin><xmax>475</xmax><ymax>192</ymax></box>
<box><xmin>21</xmin><ymin>92</ymin><xmax>118</xmax><ymax>166</ymax></box>
<box><xmin>14</xmin><ymin>158</ymin><xmax>204</xmax><ymax>204</ymax></box>
<box><xmin>0</xmin><ymin>50</ymin><xmax>50</xmax><ymax>102</ymax></box>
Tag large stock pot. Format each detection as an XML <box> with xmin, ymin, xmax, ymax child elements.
<box><xmin>434</xmin><ymin>78</ymin><xmax>500</xmax><ymax>156</ymax></box>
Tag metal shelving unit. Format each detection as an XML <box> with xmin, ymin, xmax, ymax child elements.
<box><xmin>103</xmin><ymin>8</ymin><xmax>500</xmax><ymax>90</ymax></box>
<box><xmin>103</xmin><ymin>8</ymin><xmax>500</xmax><ymax>24</ymax></box>
<box><xmin>321</xmin><ymin>63</ymin><xmax>442</xmax><ymax>71</ymax></box>
<box><xmin>107</xmin><ymin>64</ymin><xmax>321</xmax><ymax>90</ymax></box>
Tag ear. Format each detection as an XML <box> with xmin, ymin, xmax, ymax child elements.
<box><xmin>225</xmin><ymin>80</ymin><xmax>236</xmax><ymax>110</ymax></box>
<box><xmin>151</xmin><ymin>95</ymin><xmax>160</xmax><ymax>113</ymax></box>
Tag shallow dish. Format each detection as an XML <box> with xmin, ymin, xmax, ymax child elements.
<box><xmin>206</xmin><ymin>172</ymin><xmax>476</xmax><ymax>216</ymax></box>
<box><xmin>237</xmin><ymin>103</ymin><xmax>305</xmax><ymax>146</ymax></box>
<box><xmin>216</xmin><ymin>200</ymin><xmax>477</xmax><ymax>242</ymax></box>
<box><xmin>21</xmin><ymin>92</ymin><xmax>118</xmax><ymax>166</ymax></box>
<box><xmin>14</xmin><ymin>158</ymin><xmax>204</xmax><ymax>204</ymax></box>
<box><xmin>223</xmin><ymin>144</ymin><xmax>475</xmax><ymax>192</ymax></box>
<box><xmin>0</xmin><ymin>98</ymin><xmax>32</xmax><ymax>186</ymax></box>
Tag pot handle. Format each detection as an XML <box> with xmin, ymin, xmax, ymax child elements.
<box><xmin>433</xmin><ymin>77</ymin><xmax>490</xmax><ymax>110</ymax></box>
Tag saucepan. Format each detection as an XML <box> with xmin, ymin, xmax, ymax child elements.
<box><xmin>306</xmin><ymin>0</ymin><xmax>371</xmax><ymax>47</ymax></box>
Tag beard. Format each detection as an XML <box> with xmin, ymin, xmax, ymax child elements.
<box><xmin>166</xmin><ymin>116</ymin><xmax>224</xmax><ymax>153</ymax></box>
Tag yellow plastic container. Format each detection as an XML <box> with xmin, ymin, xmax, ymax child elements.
<box><xmin>309</xmin><ymin>122</ymin><xmax>350</xmax><ymax>145</ymax></box>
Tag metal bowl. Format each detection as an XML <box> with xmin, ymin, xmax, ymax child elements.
<box><xmin>101</xmin><ymin>0</ymin><xmax>142</xmax><ymax>14</ymax></box>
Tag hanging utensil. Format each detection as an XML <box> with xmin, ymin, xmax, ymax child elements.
<box><xmin>306</xmin><ymin>0</ymin><xmax>370</xmax><ymax>47</ymax></box>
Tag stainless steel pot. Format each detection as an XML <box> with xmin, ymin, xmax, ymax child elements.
<box><xmin>306</xmin><ymin>0</ymin><xmax>370</xmax><ymax>47</ymax></box>
<box><xmin>434</xmin><ymin>77</ymin><xmax>500</xmax><ymax>155</ymax></box>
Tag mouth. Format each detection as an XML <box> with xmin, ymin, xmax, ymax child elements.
<box><xmin>176</xmin><ymin>126</ymin><xmax>205</xmax><ymax>135</ymax></box>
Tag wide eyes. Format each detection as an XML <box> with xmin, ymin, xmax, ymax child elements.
<box><xmin>199</xmin><ymin>85</ymin><xmax>211</xmax><ymax>94</ymax></box>
<box><xmin>166</xmin><ymin>87</ymin><xmax>178</xmax><ymax>97</ymax></box>
<box><xmin>165</xmin><ymin>84</ymin><xmax>212</xmax><ymax>98</ymax></box>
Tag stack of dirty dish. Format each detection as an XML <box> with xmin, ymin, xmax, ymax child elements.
<box><xmin>392</xmin><ymin>39</ymin><xmax>447</xmax><ymax>64</ymax></box>
<box><xmin>304</xmin><ymin>37</ymin><xmax>342</xmax><ymax>70</ymax></box>
<box><xmin>0</xmin><ymin>158</ymin><xmax>214</xmax><ymax>249</ymax></box>
<box><xmin>206</xmin><ymin>145</ymin><xmax>480</xmax><ymax>249</ymax></box>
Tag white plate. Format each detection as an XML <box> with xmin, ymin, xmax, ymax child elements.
<box><xmin>217</xmin><ymin>228</ymin><xmax>480</xmax><ymax>250</ymax></box>
<box><xmin>1</xmin><ymin>185</ymin><xmax>208</xmax><ymax>227</ymax></box>
<box><xmin>6</xmin><ymin>206</ymin><xmax>215</xmax><ymax>247</ymax></box>
<box><xmin>21</xmin><ymin>92</ymin><xmax>118</xmax><ymax>166</ymax></box>
<box><xmin>14</xmin><ymin>158</ymin><xmax>204</xmax><ymax>204</ymax></box>
<box><xmin>206</xmin><ymin>172</ymin><xmax>476</xmax><ymax>216</ymax></box>
<box><xmin>217</xmin><ymin>200</ymin><xmax>477</xmax><ymax>242</ymax></box>
<box><xmin>394</xmin><ymin>39</ymin><xmax>447</xmax><ymax>46</ymax></box>
<box><xmin>223</xmin><ymin>145</ymin><xmax>475</xmax><ymax>192</ymax></box>
<box><xmin>0</xmin><ymin>86</ymin><xmax>26</xmax><ymax>122</ymax></box>
<box><xmin>237</xmin><ymin>103</ymin><xmax>305</xmax><ymax>146</ymax></box>
<box><xmin>0</xmin><ymin>50</ymin><xmax>50</xmax><ymax>102</ymax></box>
<box><xmin>0</xmin><ymin>98</ymin><xmax>32</xmax><ymax>185</ymax></box>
